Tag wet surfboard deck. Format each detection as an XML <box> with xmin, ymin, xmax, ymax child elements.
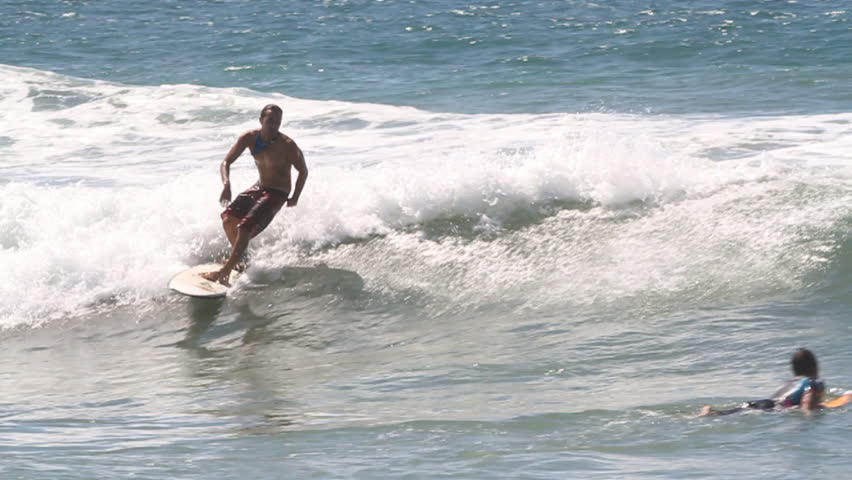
<box><xmin>169</xmin><ymin>264</ymin><xmax>239</xmax><ymax>298</ymax></box>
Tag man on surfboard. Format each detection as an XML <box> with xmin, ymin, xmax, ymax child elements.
<box><xmin>202</xmin><ymin>104</ymin><xmax>308</xmax><ymax>286</ymax></box>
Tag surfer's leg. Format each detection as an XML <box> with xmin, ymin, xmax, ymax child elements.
<box><xmin>230</xmin><ymin>189</ymin><xmax>283</xmax><ymax>272</ymax></box>
<box><xmin>746</xmin><ymin>399</ymin><xmax>776</xmax><ymax>410</ymax></box>
<box><xmin>220</xmin><ymin>186</ymin><xmax>261</xmax><ymax>248</ymax></box>
<box><xmin>203</xmin><ymin>225</ymin><xmax>253</xmax><ymax>286</ymax></box>
<box><xmin>216</xmin><ymin>215</ymin><xmax>242</xmax><ymax>265</ymax></box>
<box><xmin>223</xmin><ymin>215</ymin><xmax>240</xmax><ymax>246</ymax></box>
<box><xmin>699</xmin><ymin>405</ymin><xmax>747</xmax><ymax>416</ymax></box>
<box><xmin>700</xmin><ymin>399</ymin><xmax>775</xmax><ymax>417</ymax></box>
<box><xmin>235</xmin><ymin>251</ymin><xmax>250</xmax><ymax>272</ymax></box>
<box><xmin>220</xmin><ymin>225</ymin><xmax>253</xmax><ymax>281</ymax></box>
<box><xmin>241</xmin><ymin>189</ymin><xmax>286</xmax><ymax>238</ymax></box>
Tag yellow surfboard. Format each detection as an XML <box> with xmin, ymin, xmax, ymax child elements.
<box><xmin>823</xmin><ymin>392</ymin><xmax>852</xmax><ymax>408</ymax></box>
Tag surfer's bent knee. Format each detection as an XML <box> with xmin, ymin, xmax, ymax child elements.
<box><xmin>223</xmin><ymin>215</ymin><xmax>239</xmax><ymax>228</ymax></box>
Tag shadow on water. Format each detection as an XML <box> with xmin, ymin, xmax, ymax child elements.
<box><xmin>173</xmin><ymin>265</ymin><xmax>365</xmax><ymax>353</ymax></box>
<box><xmin>173</xmin><ymin>296</ymin><xmax>226</xmax><ymax>354</ymax></box>
<box><xmin>164</xmin><ymin>266</ymin><xmax>368</xmax><ymax>433</ymax></box>
<box><xmin>245</xmin><ymin>265</ymin><xmax>365</xmax><ymax>299</ymax></box>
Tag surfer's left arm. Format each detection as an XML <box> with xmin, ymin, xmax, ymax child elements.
<box><xmin>287</xmin><ymin>145</ymin><xmax>308</xmax><ymax>207</ymax></box>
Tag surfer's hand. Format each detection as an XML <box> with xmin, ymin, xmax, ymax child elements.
<box><xmin>219</xmin><ymin>183</ymin><xmax>232</xmax><ymax>206</ymax></box>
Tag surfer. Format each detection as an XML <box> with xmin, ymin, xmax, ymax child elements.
<box><xmin>201</xmin><ymin>104</ymin><xmax>308</xmax><ymax>286</ymax></box>
<box><xmin>699</xmin><ymin>348</ymin><xmax>826</xmax><ymax>416</ymax></box>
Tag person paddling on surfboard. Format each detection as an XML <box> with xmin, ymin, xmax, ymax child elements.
<box><xmin>699</xmin><ymin>348</ymin><xmax>842</xmax><ymax>416</ymax></box>
<box><xmin>201</xmin><ymin>104</ymin><xmax>308</xmax><ymax>286</ymax></box>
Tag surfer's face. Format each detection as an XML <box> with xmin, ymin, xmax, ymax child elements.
<box><xmin>260</xmin><ymin>108</ymin><xmax>282</xmax><ymax>132</ymax></box>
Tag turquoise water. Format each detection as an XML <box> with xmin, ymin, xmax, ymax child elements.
<box><xmin>5</xmin><ymin>0</ymin><xmax>852</xmax><ymax>113</ymax></box>
<box><xmin>2</xmin><ymin>1</ymin><xmax>852</xmax><ymax>478</ymax></box>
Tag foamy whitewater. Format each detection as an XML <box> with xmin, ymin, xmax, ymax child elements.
<box><xmin>3</xmin><ymin>65</ymin><xmax>849</xmax><ymax>327</ymax></box>
<box><xmin>2</xmin><ymin>1</ymin><xmax>852</xmax><ymax>478</ymax></box>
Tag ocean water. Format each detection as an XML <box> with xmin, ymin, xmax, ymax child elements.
<box><xmin>1</xmin><ymin>0</ymin><xmax>851</xmax><ymax>478</ymax></box>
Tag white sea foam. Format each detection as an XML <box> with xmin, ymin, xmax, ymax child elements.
<box><xmin>1</xmin><ymin>65</ymin><xmax>850</xmax><ymax>327</ymax></box>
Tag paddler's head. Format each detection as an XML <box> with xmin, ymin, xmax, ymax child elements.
<box><xmin>792</xmin><ymin>348</ymin><xmax>818</xmax><ymax>378</ymax></box>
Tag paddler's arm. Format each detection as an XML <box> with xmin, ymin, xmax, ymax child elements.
<box><xmin>287</xmin><ymin>145</ymin><xmax>308</xmax><ymax>207</ymax></box>
<box><xmin>801</xmin><ymin>390</ymin><xmax>817</xmax><ymax>411</ymax></box>
<box><xmin>801</xmin><ymin>385</ymin><xmax>823</xmax><ymax>411</ymax></box>
<box><xmin>218</xmin><ymin>131</ymin><xmax>253</xmax><ymax>206</ymax></box>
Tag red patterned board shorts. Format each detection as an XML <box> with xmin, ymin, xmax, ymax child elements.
<box><xmin>221</xmin><ymin>183</ymin><xmax>289</xmax><ymax>235</ymax></box>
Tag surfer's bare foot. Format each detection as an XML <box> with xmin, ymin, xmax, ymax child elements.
<box><xmin>699</xmin><ymin>405</ymin><xmax>714</xmax><ymax>416</ymax></box>
<box><xmin>201</xmin><ymin>270</ymin><xmax>231</xmax><ymax>287</ymax></box>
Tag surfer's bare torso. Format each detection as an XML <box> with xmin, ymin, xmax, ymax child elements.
<box><xmin>244</xmin><ymin>128</ymin><xmax>303</xmax><ymax>194</ymax></box>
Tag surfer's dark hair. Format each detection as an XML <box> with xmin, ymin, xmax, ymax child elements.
<box><xmin>792</xmin><ymin>348</ymin><xmax>818</xmax><ymax>378</ymax></box>
<box><xmin>260</xmin><ymin>104</ymin><xmax>282</xmax><ymax>118</ymax></box>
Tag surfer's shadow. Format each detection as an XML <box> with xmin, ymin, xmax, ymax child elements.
<box><xmin>179</xmin><ymin>265</ymin><xmax>364</xmax><ymax>351</ymax></box>
<box><xmin>177</xmin><ymin>300</ymin><xmax>285</xmax><ymax>354</ymax></box>
<box><xmin>174</xmin><ymin>297</ymin><xmax>227</xmax><ymax>353</ymax></box>
<box><xmin>239</xmin><ymin>265</ymin><xmax>365</xmax><ymax>300</ymax></box>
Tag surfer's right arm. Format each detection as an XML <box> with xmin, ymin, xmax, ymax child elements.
<box><xmin>218</xmin><ymin>131</ymin><xmax>253</xmax><ymax>206</ymax></box>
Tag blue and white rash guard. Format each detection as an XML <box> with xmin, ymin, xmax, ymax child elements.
<box><xmin>771</xmin><ymin>377</ymin><xmax>825</xmax><ymax>407</ymax></box>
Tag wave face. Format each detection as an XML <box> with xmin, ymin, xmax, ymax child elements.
<box><xmin>2</xmin><ymin>66</ymin><xmax>850</xmax><ymax>327</ymax></box>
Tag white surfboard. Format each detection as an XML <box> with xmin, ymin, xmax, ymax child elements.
<box><xmin>169</xmin><ymin>264</ymin><xmax>239</xmax><ymax>298</ymax></box>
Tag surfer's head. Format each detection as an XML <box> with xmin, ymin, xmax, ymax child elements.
<box><xmin>260</xmin><ymin>104</ymin><xmax>282</xmax><ymax>119</ymax></box>
<box><xmin>259</xmin><ymin>104</ymin><xmax>283</xmax><ymax>131</ymax></box>
<box><xmin>791</xmin><ymin>348</ymin><xmax>818</xmax><ymax>378</ymax></box>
